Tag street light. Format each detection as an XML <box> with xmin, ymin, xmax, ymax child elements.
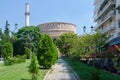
<box><xmin>10</xmin><ymin>24</ymin><xmax>18</xmax><ymax>57</ymax></box>
<box><xmin>83</xmin><ymin>26</ymin><xmax>86</xmax><ymax>33</ymax></box>
<box><xmin>91</xmin><ymin>26</ymin><xmax>93</xmax><ymax>32</ymax></box>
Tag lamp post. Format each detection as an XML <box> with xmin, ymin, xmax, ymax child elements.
<box><xmin>91</xmin><ymin>26</ymin><xmax>93</xmax><ymax>32</ymax></box>
<box><xmin>10</xmin><ymin>24</ymin><xmax>18</xmax><ymax>57</ymax></box>
<box><xmin>83</xmin><ymin>26</ymin><xmax>86</xmax><ymax>33</ymax></box>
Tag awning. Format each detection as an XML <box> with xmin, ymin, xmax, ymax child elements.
<box><xmin>106</xmin><ymin>44</ymin><xmax>120</xmax><ymax>52</ymax></box>
<box><xmin>109</xmin><ymin>36</ymin><xmax>120</xmax><ymax>46</ymax></box>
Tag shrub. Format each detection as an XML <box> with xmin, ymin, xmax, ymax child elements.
<box><xmin>1</xmin><ymin>42</ymin><xmax>12</xmax><ymax>60</ymax></box>
<box><xmin>25</xmin><ymin>47</ymin><xmax>31</xmax><ymax>59</ymax></box>
<box><xmin>4</xmin><ymin>55</ymin><xmax>26</xmax><ymax>66</ymax></box>
<box><xmin>37</xmin><ymin>34</ymin><xmax>58</xmax><ymax>69</ymax></box>
<box><xmin>16</xmin><ymin>55</ymin><xmax>26</xmax><ymax>63</ymax></box>
<box><xmin>29</xmin><ymin>53</ymin><xmax>39</xmax><ymax>80</ymax></box>
<box><xmin>4</xmin><ymin>57</ymin><xmax>15</xmax><ymax>65</ymax></box>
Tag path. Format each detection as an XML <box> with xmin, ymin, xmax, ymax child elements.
<box><xmin>0</xmin><ymin>58</ymin><xmax>3</xmax><ymax>63</ymax></box>
<box><xmin>45</xmin><ymin>59</ymin><xmax>79</xmax><ymax>80</ymax></box>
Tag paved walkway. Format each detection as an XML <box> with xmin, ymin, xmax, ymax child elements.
<box><xmin>46</xmin><ymin>59</ymin><xmax>79</xmax><ymax>80</ymax></box>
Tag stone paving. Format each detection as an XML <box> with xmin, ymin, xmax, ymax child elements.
<box><xmin>46</xmin><ymin>59</ymin><xmax>78</xmax><ymax>80</ymax></box>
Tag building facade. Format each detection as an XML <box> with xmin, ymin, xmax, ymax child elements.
<box><xmin>37</xmin><ymin>22</ymin><xmax>76</xmax><ymax>38</ymax></box>
<box><xmin>94</xmin><ymin>0</ymin><xmax>120</xmax><ymax>51</ymax></box>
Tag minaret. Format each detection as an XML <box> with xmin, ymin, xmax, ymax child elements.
<box><xmin>25</xmin><ymin>3</ymin><xmax>30</xmax><ymax>26</ymax></box>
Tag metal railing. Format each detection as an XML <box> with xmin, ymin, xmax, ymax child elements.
<box><xmin>95</xmin><ymin>10</ymin><xmax>116</xmax><ymax>30</ymax></box>
<box><xmin>95</xmin><ymin>0</ymin><xmax>115</xmax><ymax>21</ymax></box>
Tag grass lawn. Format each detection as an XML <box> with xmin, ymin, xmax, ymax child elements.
<box><xmin>64</xmin><ymin>58</ymin><xmax>120</xmax><ymax>80</ymax></box>
<box><xmin>0</xmin><ymin>60</ymin><xmax>48</xmax><ymax>80</ymax></box>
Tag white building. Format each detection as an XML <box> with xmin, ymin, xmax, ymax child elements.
<box><xmin>94</xmin><ymin>0</ymin><xmax>120</xmax><ymax>41</ymax></box>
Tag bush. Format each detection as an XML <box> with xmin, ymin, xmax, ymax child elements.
<box><xmin>4</xmin><ymin>55</ymin><xmax>26</xmax><ymax>66</ymax></box>
<box><xmin>29</xmin><ymin>53</ymin><xmax>39</xmax><ymax>80</ymax></box>
<box><xmin>4</xmin><ymin>57</ymin><xmax>15</xmax><ymax>65</ymax></box>
<box><xmin>1</xmin><ymin>42</ymin><xmax>12</xmax><ymax>60</ymax></box>
<box><xmin>25</xmin><ymin>47</ymin><xmax>31</xmax><ymax>59</ymax></box>
<box><xmin>16</xmin><ymin>55</ymin><xmax>26</xmax><ymax>63</ymax></box>
<box><xmin>37</xmin><ymin>34</ymin><xmax>58</xmax><ymax>69</ymax></box>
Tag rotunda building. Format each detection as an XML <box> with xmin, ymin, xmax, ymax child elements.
<box><xmin>37</xmin><ymin>22</ymin><xmax>76</xmax><ymax>38</ymax></box>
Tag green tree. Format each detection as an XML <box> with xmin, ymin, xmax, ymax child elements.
<box><xmin>0</xmin><ymin>29</ymin><xmax>2</xmax><ymax>57</ymax></box>
<box><xmin>68</xmin><ymin>32</ymin><xmax>107</xmax><ymax>60</ymax></box>
<box><xmin>55</xmin><ymin>32</ymin><xmax>77</xmax><ymax>56</ymax></box>
<box><xmin>1</xmin><ymin>20</ymin><xmax>10</xmax><ymax>44</ymax></box>
<box><xmin>14</xmin><ymin>26</ymin><xmax>41</xmax><ymax>55</ymax></box>
<box><xmin>37</xmin><ymin>34</ymin><xmax>58</xmax><ymax>68</ymax></box>
<box><xmin>4</xmin><ymin>20</ymin><xmax>9</xmax><ymax>35</ymax></box>
<box><xmin>0</xmin><ymin>28</ymin><xmax>2</xmax><ymax>39</ymax></box>
<box><xmin>25</xmin><ymin>47</ymin><xmax>31</xmax><ymax>59</ymax></box>
<box><xmin>29</xmin><ymin>53</ymin><xmax>39</xmax><ymax>80</ymax></box>
<box><xmin>1</xmin><ymin>42</ymin><xmax>12</xmax><ymax>60</ymax></box>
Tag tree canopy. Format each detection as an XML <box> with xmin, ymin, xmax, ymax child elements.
<box><xmin>55</xmin><ymin>32</ymin><xmax>107</xmax><ymax>59</ymax></box>
<box><xmin>37</xmin><ymin>34</ymin><xmax>58</xmax><ymax>68</ymax></box>
<box><xmin>13</xmin><ymin>26</ymin><xmax>41</xmax><ymax>55</ymax></box>
<box><xmin>55</xmin><ymin>32</ymin><xmax>77</xmax><ymax>56</ymax></box>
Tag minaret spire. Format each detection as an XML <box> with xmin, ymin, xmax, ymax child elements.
<box><xmin>25</xmin><ymin>3</ymin><xmax>30</xmax><ymax>26</ymax></box>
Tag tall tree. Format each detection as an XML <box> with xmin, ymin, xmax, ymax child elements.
<box><xmin>37</xmin><ymin>34</ymin><xmax>58</xmax><ymax>68</ymax></box>
<box><xmin>0</xmin><ymin>29</ymin><xmax>2</xmax><ymax>57</ymax></box>
<box><xmin>1</xmin><ymin>20</ymin><xmax>10</xmax><ymax>43</ymax></box>
<box><xmin>67</xmin><ymin>32</ymin><xmax>107</xmax><ymax>60</ymax></box>
<box><xmin>4</xmin><ymin>20</ymin><xmax>9</xmax><ymax>35</ymax></box>
<box><xmin>55</xmin><ymin>32</ymin><xmax>77</xmax><ymax>56</ymax></box>
<box><xmin>14</xmin><ymin>26</ymin><xmax>41</xmax><ymax>55</ymax></box>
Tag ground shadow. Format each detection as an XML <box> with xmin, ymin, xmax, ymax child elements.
<box><xmin>39</xmin><ymin>66</ymin><xmax>49</xmax><ymax>70</ymax></box>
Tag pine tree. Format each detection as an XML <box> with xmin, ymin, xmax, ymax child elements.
<box><xmin>4</xmin><ymin>20</ymin><xmax>9</xmax><ymax>35</ymax></box>
<box><xmin>37</xmin><ymin>34</ymin><xmax>58</xmax><ymax>69</ymax></box>
<box><xmin>29</xmin><ymin>53</ymin><xmax>39</xmax><ymax>80</ymax></box>
<box><xmin>2</xmin><ymin>20</ymin><xmax>10</xmax><ymax>43</ymax></box>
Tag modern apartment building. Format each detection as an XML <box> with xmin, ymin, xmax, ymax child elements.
<box><xmin>94</xmin><ymin>0</ymin><xmax>120</xmax><ymax>52</ymax></box>
<box><xmin>37</xmin><ymin>22</ymin><xmax>76</xmax><ymax>38</ymax></box>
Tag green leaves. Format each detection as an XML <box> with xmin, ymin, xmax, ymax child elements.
<box><xmin>55</xmin><ymin>32</ymin><xmax>107</xmax><ymax>59</ymax></box>
<box><xmin>29</xmin><ymin>53</ymin><xmax>39</xmax><ymax>80</ymax></box>
<box><xmin>37</xmin><ymin>34</ymin><xmax>58</xmax><ymax>69</ymax></box>
<box><xmin>1</xmin><ymin>42</ymin><xmax>12</xmax><ymax>60</ymax></box>
<box><xmin>55</xmin><ymin>32</ymin><xmax>77</xmax><ymax>56</ymax></box>
<box><xmin>25</xmin><ymin>47</ymin><xmax>31</xmax><ymax>59</ymax></box>
<box><xmin>14</xmin><ymin>26</ymin><xmax>41</xmax><ymax>55</ymax></box>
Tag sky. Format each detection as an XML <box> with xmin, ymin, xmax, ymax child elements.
<box><xmin>0</xmin><ymin>0</ymin><xmax>95</xmax><ymax>35</ymax></box>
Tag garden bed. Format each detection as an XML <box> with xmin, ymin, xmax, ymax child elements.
<box><xmin>64</xmin><ymin>58</ymin><xmax>120</xmax><ymax>80</ymax></box>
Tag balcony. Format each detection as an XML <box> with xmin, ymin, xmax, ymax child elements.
<box><xmin>95</xmin><ymin>0</ymin><xmax>115</xmax><ymax>21</ymax></box>
<box><xmin>95</xmin><ymin>10</ymin><xmax>116</xmax><ymax>30</ymax></box>
<box><xmin>102</xmin><ymin>22</ymin><xmax>116</xmax><ymax>34</ymax></box>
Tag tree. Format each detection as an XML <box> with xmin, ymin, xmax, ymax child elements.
<box><xmin>25</xmin><ymin>47</ymin><xmax>31</xmax><ymax>59</ymax></box>
<box><xmin>37</xmin><ymin>34</ymin><xmax>58</xmax><ymax>68</ymax></box>
<box><xmin>0</xmin><ymin>28</ymin><xmax>2</xmax><ymax>39</ymax></box>
<box><xmin>0</xmin><ymin>29</ymin><xmax>2</xmax><ymax>57</ymax></box>
<box><xmin>29</xmin><ymin>53</ymin><xmax>39</xmax><ymax>80</ymax></box>
<box><xmin>55</xmin><ymin>32</ymin><xmax>77</xmax><ymax>56</ymax></box>
<box><xmin>4</xmin><ymin>20</ymin><xmax>9</xmax><ymax>35</ymax></box>
<box><xmin>14</xmin><ymin>26</ymin><xmax>41</xmax><ymax>55</ymax></box>
<box><xmin>67</xmin><ymin>32</ymin><xmax>107</xmax><ymax>60</ymax></box>
<box><xmin>1</xmin><ymin>42</ymin><xmax>12</xmax><ymax>60</ymax></box>
<box><xmin>1</xmin><ymin>20</ymin><xmax>10</xmax><ymax>44</ymax></box>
